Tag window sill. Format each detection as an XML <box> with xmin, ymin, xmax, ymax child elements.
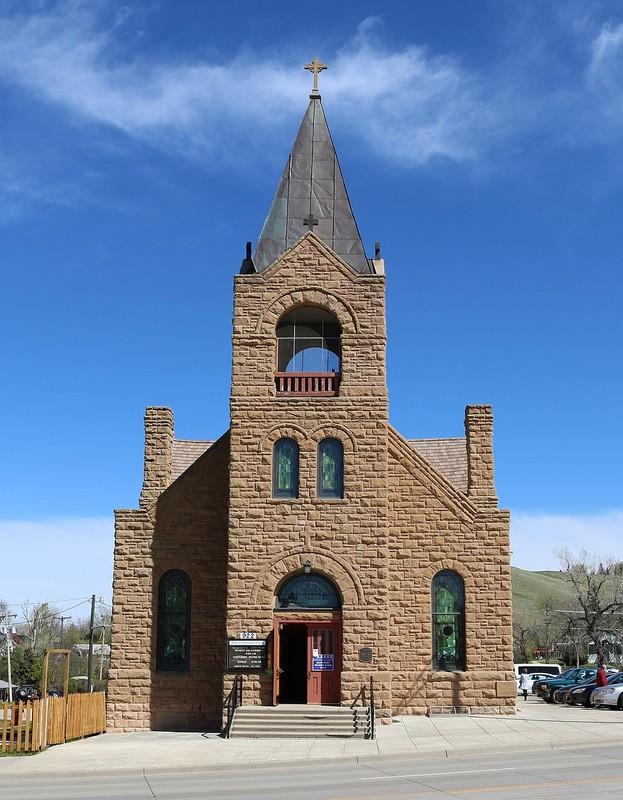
<box><xmin>268</xmin><ymin>497</ymin><xmax>302</xmax><ymax>503</ymax></box>
<box><xmin>266</xmin><ymin>497</ymin><xmax>345</xmax><ymax>503</ymax></box>
<box><xmin>431</xmin><ymin>668</ymin><xmax>467</xmax><ymax>677</ymax></box>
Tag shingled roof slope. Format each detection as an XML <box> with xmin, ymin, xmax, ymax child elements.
<box><xmin>408</xmin><ymin>438</ymin><xmax>468</xmax><ymax>493</ymax></box>
<box><xmin>172</xmin><ymin>439</ymin><xmax>215</xmax><ymax>481</ymax></box>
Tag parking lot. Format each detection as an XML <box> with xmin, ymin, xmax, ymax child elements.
<box><xmin>519</xmin><ymin>691</ymin><xmax>623</xmax><ymax>718</ymax></box>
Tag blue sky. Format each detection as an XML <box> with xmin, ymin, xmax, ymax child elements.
<box><xmin>2</xmin><ymin>0</ymin><xmax>623</xmax><ymax>618</ymax></box>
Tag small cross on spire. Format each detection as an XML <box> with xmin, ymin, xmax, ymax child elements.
<box><xmin>303</xmin><ymin>213</ymin><xmax>318</xmax><ymax>230</ymax></box>
<box><xmin>305</xmin><ymin>56</ymin><xmax>327</xmax><ymax>93</ymax></box>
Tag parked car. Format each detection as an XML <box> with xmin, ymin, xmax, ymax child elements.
<box><xmin>515</xmin><ymin>671</ymin><xmax>560</xmax><ymax>695</ymax></box>
<box><xmin>531</xmin><ymin>668</ymin><xmax>575</xmax><ymax>700</ymax></box>
<box><xmin>591</xmin><ymin>672</ymin><xmax>623</xmax><ymax>709</ymax></box>
<box><xmin>558</xmin><ymin>671</ymin><xmax>623</xmax><ymax>707</ymax></box>
<box><xmin>552</xmin><ymin>684</ymin><xmax>572</xmax><ymax>704</ymax></box>
<box><xmin>14</xmin><ymin>685</ymin><xmax>40</xmax><ymax>701</ymax></box>
<box><xmin>534</xmin><ymin>668</ymin><xmax>599</xmax><ymax>702</ymax></box>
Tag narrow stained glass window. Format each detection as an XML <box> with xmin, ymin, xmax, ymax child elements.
<box><xmin>273</xmin><ymin>438</ymin><xmax>299</xmax><ymax>498</ymax></box>
<box><xmin>156</xmin><ymin>570</ymin><xmax>191</xmax><ymax>671</ymax></box>
<box><xmin>432</xmin><ymin>570</ymin><xmax>465</xmax><ymax>672</ymax></box>
<box><xmin>317</xmin><ymin>438</ymin><xmax>343</xmax><ymax>499</ymax></box>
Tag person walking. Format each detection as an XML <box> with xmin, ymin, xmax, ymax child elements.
<box><xmin>518</xmin><ymin>668</ymin><xmax>531</xmax><ymax>701</ymax></box>
<box><xmin>596</xmin><ymin>663</ymin><xmax>608</xmax><ymax>687</ymax></box>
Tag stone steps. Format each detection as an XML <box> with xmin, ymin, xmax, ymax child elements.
<box><xmin>229</xmin><ymin>705</ymin><xmax>370</xmax><ymax>738</ymax></box>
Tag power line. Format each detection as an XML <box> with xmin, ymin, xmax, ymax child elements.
<box><xmin>5</xmin><ymin>596</ymin><xmax>111</xmax><ymax>615</ymax></box>
<box><xmin>18</xmin><ymin>597</ymin><xmax>94</xmax><ymax>606</ymax></box>
<box><xmin>16</xmin><ymin>600</ymin><xmax>90</xmax><ymax>623</ymax></box>
<box><xmin>12</xmin><ymin>598</ymin><xmax>101</xmax><ymax>627</ymax></box>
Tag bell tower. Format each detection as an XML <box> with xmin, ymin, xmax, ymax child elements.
<box><xmin>225</xmin><ymin>62</ymin><xmax>392</xmax><ymax>709</ymax></box>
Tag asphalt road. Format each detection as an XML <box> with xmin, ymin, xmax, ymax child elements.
<box><xmin>2</xmin><ymin>745</ymin><xmax>623</xmax><ymax>800</ymax></box>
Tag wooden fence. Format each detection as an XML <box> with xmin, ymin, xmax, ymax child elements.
<box><xmin>0</xmin><ymin>692</ymin><xmax>106</xmax><ymax>753</ymax></box>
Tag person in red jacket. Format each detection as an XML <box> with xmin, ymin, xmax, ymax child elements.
<box><xmin>596</xmin><ymin>663</ymin><xmax>608</xmax><ymax>687</ymax></box>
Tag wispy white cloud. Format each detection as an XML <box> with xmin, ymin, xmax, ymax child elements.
<box><xmin>0</xmin><ymin>3</ymin><xmax>301</xmax><ymax>163</ymax></box>
<box><xmin>0</xmin><ymin>517</ymin><xmax>113</xmax><ymax>614</ymax></box>
<box><xmin>588</xmin><ymin>21</ymin><xmax>623</xmax><ymax>85</ymax></box>
<box><xmin>585</xmin><ymin>21</ymin><xmax>623</xmax><ymax>136</ymax></box>
<box><xmin>0</xmin><ymin>7</ymin><xmax>500</xmax><ymax>167</ymax></box>
<box><xmin>329</xmin><ymin>18</ymin><xmax>494</xmax><ymax>165</ymax></box>
<box><xmin>1</xmin><ymin>2</ymin><xmax>623</xmax><ymax>205</ymax></box>
<box><xmin>511</xmin><ymin>510</ymin><xmax>623</xmax><ymax>571</ymax></box>
<box><xmin>0</xmin><ymin>156</ymin><xmax>81</xmax><ymax>223</ymax></box>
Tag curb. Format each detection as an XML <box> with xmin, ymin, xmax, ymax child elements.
<box><xmin>0</xmin><ymin>735</ymin><xmax>619</xmax><ymax>782</ymax></box>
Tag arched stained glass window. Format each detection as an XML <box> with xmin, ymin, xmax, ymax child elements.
<box><xmin>276</xmin><ymin>574</ymin><xmax>341</xmax><ymax>609</ymax></box>
<box><xmin>432</xmin><ymin>570</ymin><xmax>465</xmax><ymax>672</ymax></box>
<box><xmin>156</xmin><ymin>570</ymin><xmax>191</xmax><ymax>671</ymax></box>
<box><xmin>317</xmin><ymin>438</ymin><xmax>343</xmax><ymax>499</ymax></box>
<box><xmin>273</xmin><ymin>438</ymin><xmax>299</xmax><ymax>498</ymax></box>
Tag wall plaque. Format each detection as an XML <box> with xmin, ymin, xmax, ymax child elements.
<box><xmin>227</xmin><ymin>639</ymin><xmax>267</xmax><ymax>670</ymax></box>
<box><xmin>359</xmin><ymin>647</ymin><xmax>373</xmax><ymax>663</ymax></box>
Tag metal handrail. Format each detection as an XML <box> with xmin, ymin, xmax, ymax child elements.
<box><xmin>349</xmin><ymin>677</ymin><xmax>375</xmax><ymax>739</ymax></box>
<box><xmin>222</xmin><ymin>674</ymin><xmax>243</xmax><ymax>738</ymax></box>
<box><xmin>369</xmin><ymin>676</ymin><xmax>375</xmax><ymax>740</ymax></box>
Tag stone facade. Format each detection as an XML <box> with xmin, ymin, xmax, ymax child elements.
<box><xmin>108</xmin><ymin>234</ymin><xmax>514</xmax><ymax>731</ymax></box>
<box><xmin>108</xmin><ymin>90</ymin><xmax>515</xmax><ymax>731</ymax></box>
<box><xmin>226</xmin><ymin>235</ymin><xmax>392</xmax><ymax>712</ymax></box>
<box><xmin>108</xmin><ymin>423</ymin><xmax>230</xmax><ymax>731</ymax></box>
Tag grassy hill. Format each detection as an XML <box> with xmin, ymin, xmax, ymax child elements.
<box><xmin>511</xmin><ymin>566</ymin><xmax>573</xmax><ymax>621</ymax></box>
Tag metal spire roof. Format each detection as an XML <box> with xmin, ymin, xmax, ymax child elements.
<box><xmin>251</xmin><ymin>80</ymin><xmax>372</xmax><ymax>274</ymax></box>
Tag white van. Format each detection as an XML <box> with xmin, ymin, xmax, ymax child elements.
<box><xmin>514</xmin><ymin>663</ymin><xmax>561</xmax><ymax>679</ymax></box>
<box><xmin>514</xmin><ymin>663</ymin><xmax>562</xmax><ymax>694</ymax></box>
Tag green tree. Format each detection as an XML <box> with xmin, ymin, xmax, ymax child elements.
<box><xmin>11</xmin><ymin>647</ymin><xmax>42</xmax><ymax>686</ymax></box>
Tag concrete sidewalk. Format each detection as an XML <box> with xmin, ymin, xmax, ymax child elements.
<box><xmin>3</xmin><ymin>697</ymin><xmax>623</xmax><ymax>779</ymax></box>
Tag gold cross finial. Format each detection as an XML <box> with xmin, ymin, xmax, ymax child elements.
<box><xmin>305</xmin><ymin>56</ymin><xmax>327</xmax><ymax>92</ymax></box>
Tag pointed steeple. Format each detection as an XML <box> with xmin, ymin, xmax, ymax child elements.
<box><xmin>251</xmin><ymin>63</ymin><xmax>372</xmax><ymax>274</ymax></box>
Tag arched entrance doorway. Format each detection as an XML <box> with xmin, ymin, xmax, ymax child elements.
<box><xmin>273</xmin><ymin>573</ymin><xmax>342</xmax><ymax>705</ymax></box>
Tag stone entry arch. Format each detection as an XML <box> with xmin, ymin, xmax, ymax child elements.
<box><xmin>272</xmin><ymin>571</ymin><xmax>342</xmax><ymax>705</ymax></box>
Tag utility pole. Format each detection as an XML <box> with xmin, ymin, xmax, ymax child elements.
<box><xmin>2</xmin><ymin>611</ymin><xmax>17</xmax><ymax>702</ymax></box>
<box><xmin>86</xmin><ymin>595</ymin><xmax>96</xmax><ymax>693</ymax></box>
<box><xmin>55</xmin><ymin>616</ymin><xmax>71</xmax><ymax>648</ymax></box>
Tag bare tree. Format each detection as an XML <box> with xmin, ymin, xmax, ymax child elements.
<box><xmin>513</xmin><ymin>614</ymin><xmax>540</xmax><ymax>662</ymax></box>
<box><xmin>555</xmin><ymin>548</ymin><xmax>623</xmax><ymax>663</ymax></box>
<box><xmin>513</xmin><ymin>594</ymin><xmax>573</xmax><ymax>664</ymax></box>
<box><xmin>557</xmin><ymin>615</ymin><xmax>588</xmax><ymax>667</ymax></box>
<box><xmin>18</xmin><ymin>601</ymin><xmax>61</xmax><ymax>655</ymax></box>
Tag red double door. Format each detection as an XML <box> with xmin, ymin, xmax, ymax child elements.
<box><xmin>273</xmin><ymin>620</ymin><xmax>341</xmax><ymax>705</ymax></box>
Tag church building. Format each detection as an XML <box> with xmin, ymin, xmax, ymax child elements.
<box><xmin>108</xmin><ymin>60</ymin><xmax>515</xmax><ymax>733</ymax></box>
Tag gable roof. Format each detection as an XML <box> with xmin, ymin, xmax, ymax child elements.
<box><xmin>171</xmin><ymin>435</ymin><xmax>467</xmax><ymax>491</ymax></box>
<box><xmin>251</xmin><ymin>92</ymin><xmax>372</xmax><ymax>275</ymax></box>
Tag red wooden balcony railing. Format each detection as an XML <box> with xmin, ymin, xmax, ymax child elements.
<box><xmin>275</xmin><ymin>372</ymin><xmax>341</xmax><ymax>397</ymax></box>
